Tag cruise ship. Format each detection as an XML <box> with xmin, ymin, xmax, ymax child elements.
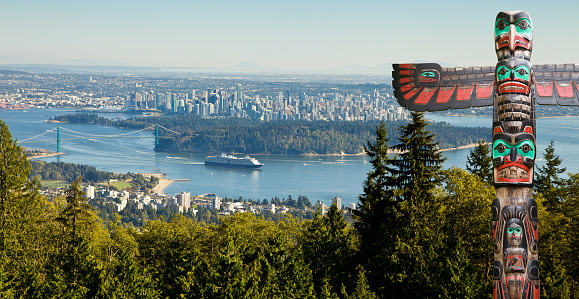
<box><xmin>204</xmin><ymin>153</ymin><xmax>264</xmax><ymax>169</ymax></box>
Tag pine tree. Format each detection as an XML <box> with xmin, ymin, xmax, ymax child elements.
<box><xmin>0</xmin><ymin>120</ymin><xmax>46</xmax><ymax>296</ymax></box>
<box><xmin>466</xmin><ymin>140</ymin><xmax>493</xmax><ymax>184</ymax></box>
<box><xmin>391</xmin><ymin>111</ymin><xmax>446</xmax><ymax>203</ymax></box>
<box><xmin>535</xmin><ymin>140</ymin><xmax>566</xmax><ymax>212</ymax></box>
<box><xmin>303</xmin><ymin>204</ymin><xmax>354</xmax><ymax>295</ymax></box>
<box><xmin>354</xmin><ymin>121</ymin><xmax>401</xmax><ymax>295</ymax></box>
<box><xmin>355</xmin><ymin>114</ymin><xmax>447</xmax><ymax>297</ymax></box>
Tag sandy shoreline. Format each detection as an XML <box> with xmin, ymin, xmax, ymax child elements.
<box><xmin>27</xmin><ymin>152</ymin><xmax>65</xmax><ymax>160</ymax></box>
<box><xmin>140</xmin><ymin>173</ymin><xmax>175</xmax><ymax>194</ymax></box>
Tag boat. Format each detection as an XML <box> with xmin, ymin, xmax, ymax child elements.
<box><xmin>205</xmin><ymin>153</ymin><xmax>263</xmax><ymax>169</ymax></box>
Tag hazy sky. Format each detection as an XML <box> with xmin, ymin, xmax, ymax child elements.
<box><xmin>1</xmin><ymin>0</ymin><xmax>578</xmax><ymax>70</ymax></box>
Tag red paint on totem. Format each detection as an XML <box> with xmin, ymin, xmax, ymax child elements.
<box><xmin>399</xmin><ymin>64</ymin><xmax>412</xmax><ymax>69</ymax></box>
<box><xmin>400</xmin><ymin>84</ymin><xmax>413</xmax><ymax>93</ymax></box>
<box><xmin>414</xmin><ymin>87</ymin><xmax>437</xmax><ymax>105</ymax></box>
<box><xmin>499</xmin><ymin>82</ymin><xmax>530</xmax><ymax>95</ymax></box>
<box><xmin>435</xmin><ymin>86</ymin><xmax>456</xmax><ymax>103</ymax></box>
<box><xmin>403</xmin><ymin>87</ymin><xmax>422</xmax><ymax>100</ymax></box>
<box><xmin>494</xmin><ymin>127</ymin><xmax>504</xmax><ymax>134</ymax></box>
<box><xmin>399</xmin><ymin>77</ymin><xmax>412</xmax><ymax>84</ymax></box>
<box><xmin>555</xmin><ymin>82</ymin><xmax>574</xmax><ymax>98</ymax></box>
<box><xmin>496</xmin><ymin>36</ymin><xmax>510</xmax><ymax>50</ymax></box>
<box><xmin>456</xmin><ymin>85</ymin><xmax>474</xmax><ymax>101</ymax></box>
<box><xmin>535</xmin><ymin>81</ymin><xmax>553</xmax><ymax>97</ymax></box>
<box><xmin>523</xmin><ymin>127</ymin><xmax>533</xmax><ymax>134</ymax></box>
<box><xmin>513</xmin><ymin>36</ymin><xmax>531</xmax><ymax>50</ymax></box>
<box><xmin>400</xmin><ymin>70</ymin><xmax>411</xmax><ymax>75</ymax></box>
<box><xmin>476</xmin><ymin>82</ymin><xmax>494</xmax><ymax>98</ymax></box>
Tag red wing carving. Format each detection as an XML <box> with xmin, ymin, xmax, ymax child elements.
<box><xmin>393</xmin><ymin>63</ymin><xmax>495</xmax><ymax>111</ymax></box>
<box><xmin>533</xmin><ymin>64</ymin><xmax>579</xmax><ymax>106</ymax></box>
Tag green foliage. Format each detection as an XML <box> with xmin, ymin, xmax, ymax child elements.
<box><xmin>30</xmin><ymin>160</ymin><xmax>115</xmax><ymax>184</ymax></box>
<box><xmin>535</xmin><ymin>140</ymin><xmax>567</xmax><ymax>212</ymax></box>
<box><xmin>7</xmin><ymin>113</ymin><xmax>579</xmax><ymax>297</ymax></box>
<box><xmin>466</xmin><ymin>140</ymin><xmax>493</xmax><ymax>184</ymax></box>
<box><xmin>302</xmin><ymin>205</ymin><xmax>355</xmax><ymax>295</ymax></box>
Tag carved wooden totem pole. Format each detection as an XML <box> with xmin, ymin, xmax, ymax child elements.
<box><xmin>392</xmin><ymin>11</ymin><xmax>579</xmax><ymax>299</ymax></box>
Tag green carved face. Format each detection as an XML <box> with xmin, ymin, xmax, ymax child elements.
<box><xmin>506</xmin><ymin>222</ymin><xmax>523</xmax><ymax>247</ymax></box>
<box><xmin>494</xmin><ymin>17</ymin><xmax>532</xmax><ymax>38</ymax></box>
<box><xmin>493</xmin><ymin>139</ymin><xmax>535</xmax><ymax>160</ymax></box>
<box><xmin>496</xmin><ymin>65</ymin><xmax>530</xmax><ymax>82</ymax></box>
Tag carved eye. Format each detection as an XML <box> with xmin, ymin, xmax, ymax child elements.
<box><xmin>498</xmin><ymin>68</ymin><xmax>508</xmax><ymax>76</ymax></box>
<box><xmin>517</xmin><ymin>68</ymin><xmax>528</xmax><ymax>76</ymax></box>
<box><xmin>521</xmin><ymin>144</ymin><xmax>531</xmax><ymax>153</ymax></box>
<box><xmin>495</xmin><ymin>143</ymin><xmax>506</xmax><ymax>153</ymax></box>
<box><xmin>518</xmin><ymin>20</ymin><xmax>529</xmax><ymax>30</ymax></box>
<box><xmin>497</xmin><ymin>20</ymin><xmax>507</xmax><ymax>31</ymax></box>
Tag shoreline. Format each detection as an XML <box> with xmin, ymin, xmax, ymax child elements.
<box><xmin>140</xmin><ymin>173</ymin><xmax>174</xmax><ymax>194</ymax></box>
<box><xmin>140</xmin><ymin>172</ymin><xmax>189</xmax><ymax>195</ymax></box>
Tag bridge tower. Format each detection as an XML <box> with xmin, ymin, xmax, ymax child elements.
<box><xmin>56</xmin><ymin>126</ymin><xmax>60</xmax><ymax>153</ymax></box>
<box><xmin>155</xmin><ymin>124</ymin><xmax>159</xmax><ymax>145</ymax></box>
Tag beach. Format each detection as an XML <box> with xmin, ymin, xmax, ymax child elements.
<box><xmin>141</xmin><ymin>173</ymin><xmax>175</xmax><ymax>194</ymax></box>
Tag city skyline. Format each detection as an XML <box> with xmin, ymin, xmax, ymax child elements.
<box><xmin>2</xmin><ymin>0</ymin><xmax>578</xmax><ymax>72</ymax></box>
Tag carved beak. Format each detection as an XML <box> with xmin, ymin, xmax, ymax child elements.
<box><xmin>509</xmin><ymin>24</ymin><xmax>517</xmax><ymax>52</ymax></box>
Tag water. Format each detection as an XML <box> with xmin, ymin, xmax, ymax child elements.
<box><xmin>3</xmin><ymin>108</ymin><xmax>579</xmax><ymax>207</ymax></box>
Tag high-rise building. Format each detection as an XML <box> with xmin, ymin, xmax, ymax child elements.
<box><xmin>332</xmin><ymin>196</ymin><xmax>342</xmax><ymax>209</ymax></box>
<box><xmin>236</xmin><ymin>84</ymin><xmax>242</xmax><ymax>106</ymax></box>
<box><xmin>84</xmin><ymin>185</ymin><xmax>95</xmax><ymax>199</ymax></box>
<box><xmin>176</xmin><ymin>192</ymin><xmax>191</xmax><ymax>210</ymax></box>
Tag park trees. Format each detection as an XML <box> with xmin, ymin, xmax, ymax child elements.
<box><xmin>466</xmin><ymin>140</ymin><xmax>493</xmax><ymax>184</ymax></box>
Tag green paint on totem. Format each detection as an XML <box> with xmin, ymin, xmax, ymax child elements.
<box><xmin>515</xmin><ymin>18</ymin><xmax>532</xmax><ymax>35</ymax></box>
<box><xmin>495</xmin><ymin>17</ymin><xmax>532</xmax><ymax>37</ymax></box>
<box><xmin>495</xmin><ymin>18</ymin><xmax>509</xmax><ymax>37</ymax></box>
<box><xmin>493</xmin><ymin>139</ymin><xmax>535</xmax><ymax>160</ymax></box>
<box><xmin>496</xmin><ymin>65</ymin><xmax>530</xmax><ymax>81</ymax></box>
<box><xmin>508</xmin><ymin>227</ymin><xmax>523</xmax><ymax>234</ymax></box>
<box><xmin>420</xmin><ymin>72</ymin><xmax>435</xmax><ymax>78</ymax></box>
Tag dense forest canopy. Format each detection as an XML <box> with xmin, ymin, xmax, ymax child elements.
<box><xmin>6</xmin><ymin>115</ymin><xmax>579</xmax><ymax>297</ymax></box>
<box><xmin>53</xmin><ymin>113</ymin><xmax>490</xmax><ymax>154</ymax></box>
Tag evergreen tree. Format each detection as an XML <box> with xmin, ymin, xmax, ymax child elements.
<box><xmin>535</xmin><ymin>140</ymin><xmax>566</xmax><ymax>212</ymax></box>
<box><xmin>391</xmin><ymin>111</ymin><xmax>446</xmax><ymax>203</ymax></box>
<box><xmin>466</xmin><ymin>140</ymin><xmax>493</xmax><ymax>184</ymax></box>
<box><xmin>356</xmin><ymin>114</ymin><xmax>447</xmax><ymax>297</ymax></box>
<box><xmin>354</xmin><ymin>121</ymin><xmax>401</xmax><ymax>295</ymax></box>
<box><xmin>0</xmin><ymin>120</ymin><xmax>47</xmax><ymax>296</ymax></box>
<box><xmin>302</xmin><ymin>205</ymin><xmax>354</xmax><ymax>296</ymax></box>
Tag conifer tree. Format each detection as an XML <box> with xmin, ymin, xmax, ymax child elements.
<box><xmin>391</xmin><ymin>111</ymin><xmax>446</xmax><ymax>203</ymax></box>
<box><xmin>354</xmin><ymin>121</ymin><xmax>401</xmax><ymax>295</ymax></box>
<box><xmin>465</xmin><ymin>140</ymin><xmax>493</xmax><ymax>184</ymax></box>
<box><xmin>356</xmin><ymin>113</ymin><xmax>448</xmax><ymax>297</ymax></box>
<box><xmin>303</xmin><ymin>204</ymin><xmax>354</xmax><ymax>295</ymax></box>
<box><xmin>535</xmin><ymin>140</ymin><xmax>566</xmax><ymax>211</ymax></box>
<box><xmin>0</xmin><ymin>120</ymin><xmax>47</xmax><ymax>296</ymax></box>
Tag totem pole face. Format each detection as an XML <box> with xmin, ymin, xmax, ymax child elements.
<box><xmin>496</xmin><ymin>59</ymin><xmax>532</xmax><ymax>96</ymax></box>
<box><xmin>507</xmin><ymin>222</ymin><xmax>523</xmax><ymax>247</ymax></box>
<box><xmin>495</xmin><ymin>11</ymin><xmax>533</xmax><ymax>60</ymax></box>
<box><xmin>492</xmin><ymin>123</ymin><xmax>535</xmax><ymax>186</ymax></box>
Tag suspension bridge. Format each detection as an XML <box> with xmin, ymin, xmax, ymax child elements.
<box><xmin>18</xmin><ymin>124</ymin><xmax>180</xmax><ymax>153</ymax></box>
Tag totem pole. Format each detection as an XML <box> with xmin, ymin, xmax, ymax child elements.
<box><xmin>392</xmin><ymin>11</ymin><xmax>579</xmax><ymax>299</ymax></box>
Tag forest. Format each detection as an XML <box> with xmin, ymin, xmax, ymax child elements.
<box><xmin>29</xmin><ymin>160</ymin><xmax>159</xmax><ymax>193</ymax></box>
<box><xmin>52</xmin><ymin>113</ymin><xmax>490</xmax><ymax>154</ymax></box>
<box><xmin>3</xmin><ymin>113</ymin><xmax>579</xmax><ymax>298</ymax></box>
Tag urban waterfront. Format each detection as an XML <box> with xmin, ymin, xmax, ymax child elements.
<box><xmin>5</xmin><ymin>108</ymin><xmax>579</xmax><ymax>207</ymax></box>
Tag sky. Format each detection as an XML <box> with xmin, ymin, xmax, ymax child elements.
<box><xmin>1</xmin><ymin>0</ymin><xmax>579</xmax><ymax>71</ymax></box>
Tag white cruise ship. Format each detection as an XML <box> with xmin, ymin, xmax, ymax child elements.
<box><xmin>204</xmin><ymin>153</ymin><xmax>263</xmax><ymax>169</ymax></box>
